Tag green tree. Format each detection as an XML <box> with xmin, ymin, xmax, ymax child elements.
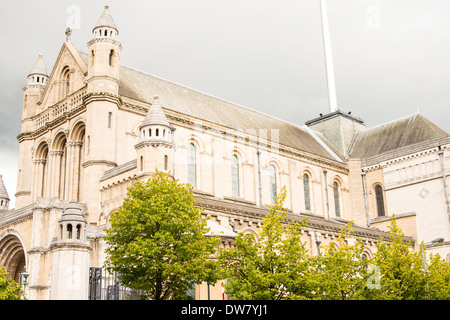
<box><xmin>308</xmin><ymin>222</ymin><xmax>371</xmax><ymax>300</ymax></box>
<box><xmin>367</xmin><ymin>216</ymin><xmax>428</xmax><ymax>300</ymax></box>
<box><xmin>0</xmin><ymin>267</ymin><xmax>24</xmax><ymax>300</ymax></box>
<box><xmin>424</xmin><ymin>251</ymin><xmax>450</xmax><ymax>300</ymax></box>
<box><xmin>218</xmin><ymin>186</ymin><xmax>311</xmax><ymax>300</ymax></box>
<box><xmin>104</xmin><ymin>171</ymin><xmax>220</xmax><ymax>300</ymax></box>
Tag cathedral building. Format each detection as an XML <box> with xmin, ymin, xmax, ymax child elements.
<box><xmin>0</xmin><ymin>6</ymin><xmax>449</xmax><ymax>300</ymax></box>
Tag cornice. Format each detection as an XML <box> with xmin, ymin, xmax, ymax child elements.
<box><xmin>83</xmin><ymin>92</ymin><xmax>122</xmax><ymax>106</ymax></box>
<box><xmin>87</xmin><ymin>37</ymin><xmax>122</xmax><ymax>50</ymax></box>
<box><xmin>194</xmin><ymin>194</ymin><xmax>412</xmax><ymax>244</ymax></box>
<box><xmin>134</xmin><ymin>140</ymin><xmax>175</xmax><ymax>150</ymax></box>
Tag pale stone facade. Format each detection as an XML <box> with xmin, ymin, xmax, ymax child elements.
<box><xmin>0</xmin><ymin>6</ymin><xmax>448</xmax><ymax>300</ymax></box>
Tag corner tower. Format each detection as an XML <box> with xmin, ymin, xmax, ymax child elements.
<box><xmin>83</xmin><ymin>5</ymin><xmax>122</xmax><ymax>221</ymax></box>
<box><xmin>86</xmin><ymin>5</ymin><xmax>121</xmax><ymax>95</ymax></box>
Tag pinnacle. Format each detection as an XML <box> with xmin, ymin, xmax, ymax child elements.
<box><xmin>142</xmin><ymin>96</ymin><xmax>171</xmax><ymax>128</ymax></box>
<box><xmin>94</xmin><ymin>4</ymin><xmax>118</xmax><ymax>31</ymax></box>
<box><xmin>0</xmin><ymin>174</ymin><xmax>10</xmax><ymax>201</ymax></box>
<box><xmin>29</xmin><ymin>54</ymin><xmax>48</xmax><ymax>76</ymax></box>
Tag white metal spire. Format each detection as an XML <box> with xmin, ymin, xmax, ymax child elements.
<box><xmin>319</xmin><ymin>0</ymin><xmax>338</xmax><ymax>113</ymax></box>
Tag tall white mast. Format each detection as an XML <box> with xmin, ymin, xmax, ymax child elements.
<box><xmin>319</xmin><ymin>0</ymin><xmax>338</xmax><ymax>113</ymax></box>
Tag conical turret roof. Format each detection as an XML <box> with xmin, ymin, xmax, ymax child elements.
<box><xmin>29</xmin><ymin>54</ymin><xmax>48</xmax><ymax>76</ymax></box>
<box><xmin>142</xmin><ymin>95</ymin><xmax>172</xmax><ymax>128</ymax></box>
<box><xmin>0</xmin><ymin>175</ymin><xmax>10</xmax><ymax>201</ymax></box>
<box><xmin>94</xmin><ymin>5</ymin><xmax>118</xmax><ymax>31</ymax></box>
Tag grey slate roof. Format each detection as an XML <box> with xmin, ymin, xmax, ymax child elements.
<box><xmin>349</xmin><ymin>113</ymin><xmax>450</xmax><ymax>161</ymax></box>
<box><xmin>76</xmin><ymin>49</ymin><xmax>337</xmax><ymax>161</ymax></box>
<box><xmin>118</xmin><ymin>65</ymin><xmax>337</xmax><ymax>161</ymax></box>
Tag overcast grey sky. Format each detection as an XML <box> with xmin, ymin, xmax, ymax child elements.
<box><xmin>1</xmin><ymin>0</ymin><xmax>449</xmax><ymax>208</ymax></box>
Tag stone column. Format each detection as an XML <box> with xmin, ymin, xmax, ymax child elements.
<box><xmin>69</xmin><ymin>141</ymin><xmax>83</xmax><ymax>201</ymax></box>
<box><xmin>32</xmin><ymin>159</ymin><xmax>46</xmax><ymax>201</ymax></box>
<box><xmin>49</xmin><ymin>151</ymin><xmax>63</xmax><ymax>198</ymax></box>
<box><xmin>64</xmin><ymin>142</ymin><xmax>74</xmax><ymax>200</ymax></box>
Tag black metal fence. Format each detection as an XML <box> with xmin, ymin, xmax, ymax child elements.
<box><xmin>88</xmin><ymin>267</ymin><xmax>145</xmax><ymax>300</ymax></box>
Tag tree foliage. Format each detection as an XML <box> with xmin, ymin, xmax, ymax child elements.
<box><xmin>366</xmin><ymin>216</ymin><xmax>429</xmax><ymax>300</ymax></box>
<box><xmin>218</xmin><ymin>186</ymin><xmax>311</xmax><ymax>300</ymax></box>
<box><xmin>307</xmin><ymin>223</ymin><xmax>372</xmax><ymax>300</ymax></box>
<box><xmin>104</xmin><ymin>171</ymin><xmax>220</xmax><ymax>300</ymax></box>
<box><xmin>104</xmin><ymin>176</ymin><xmax>450</xmax><ymax>300</ymax></box>
<box><xmin>0</xmin><ymin>267</ymin><xmax>24</xmax><ymax>300</ymax></box>
<box><xmin>218</xmin><ymin>188</ymin><xmax>450</xmax><ymax>300</ymax></box>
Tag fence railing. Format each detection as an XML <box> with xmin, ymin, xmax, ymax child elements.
<box><xmin>88</xmin><ymin>267</ymin><xmax>145</xmax><ymax>300</ymax></box>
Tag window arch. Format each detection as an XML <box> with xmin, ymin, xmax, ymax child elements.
<box><xmin>231</xmin><ymin>154</ymin><xmax>240</xmax><ymax>197</ymax></box>
<box><xmin>76</xmin><ymin>224</ymin><xmax>81</xmax><ymax>240</ymax></box>
<box><xmin>333</xmin><ymin>181</ymin><xmax>341</xmax><ymax>217</ymax></box>
<box><xmin>164</xmin><ymin>155</ymin><xmax>168</xmax><ymax>171</ymax></box>
<box><xmin>67</xmin><ymin>224</ymin><xmax>73</xmax><ymax>239</ymax></box>
<box><xmin>35</xmin><ymin>141</ymin><xmax>49</xmax><ymax>199</ymax></box>
<box><xmin>109</xmin><ymin>50</ymin><xmax>114</xmax><ymax>66</ymax></box>
<box><xmin>374</xmin><ymin>184</ymin><xmax>386</xmax><ymax>217</ymax></box>
<box><xmin>188</xmin><ymin>143</ymin><xmax>197</xmax><ymax>188</ymax></box>
<box><xmin>269</xmin><ymin>165</ymin><xmax>277</xmax><ymax>204</ymax></box>
<box><xmin>108</xmin><ymin>112</ymin><xmax>112</xmax><ymax>128</ymax></box>
<box><xmin>61</xmin><ymin>66</ymin><xmax>71</xmax><ymax>98</ymax></box>
<box><xmin>303</xmin><ymin>173</ymin><xmax>311</xmax><ymax>211</ymax></box>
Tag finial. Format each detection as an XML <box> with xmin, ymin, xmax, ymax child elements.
<box><xmin>65</xmin><ymin>27</ymin><xmax>72</xmax><ymax>42</ymax></box>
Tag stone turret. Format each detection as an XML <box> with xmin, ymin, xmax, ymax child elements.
<box><xmin>0</xmin><ymin>174</ymin><xmax>10</xmax><ymax>210</ymax></box>
<box><xmin>50</xmin><ymin>200</ymin><xmax>91</xmax><ymax>299</ymax></box>
<box><xmin>26</xmin><ymin>54</ymin><xmax>49</xmax><ymax>89</ymax></box>
<box><xmin>21</xmin><ymin>54</ymin><xmax>49</xmax><ymax>132</ymax></box>
<box><xmin>135</xmin><ymin>95</ymin><xmax>175</xmax><ymax>177</ymax></box>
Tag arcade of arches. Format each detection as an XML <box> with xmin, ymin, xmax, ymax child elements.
<box><xmin>31</xmin><ymin>122</ymin><xmax>86</xmax><ymax>203</ymax></box>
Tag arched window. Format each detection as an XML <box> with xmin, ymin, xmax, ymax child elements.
<box><xmin>303</xmin><ymin>173</ymin><xmax>311</xmax><ymax>211</ymax></box>
<box><xmin>140</xmin><ymin>156</ymin><xmax>144</xmax><ymax>171</ymax></box>
<box><xmin>269</xmin><ymin>165</ymin><xmax>277</xmax><ymax>204</ymax></box>
<box><xmin>333</xmin><ymin>181</ymin><xmax>341</xmax><ymax>217</ymax></box>
<box><xmin>108</xmin><ymin>112</ymin><xmax>112</xmax><ymax>128</ymax></box>
<box><xmin>67</xmin><ymin>224</ymin><xmax>73</xmax><ymax>239</ymax></box>
<box><xmin>164</xmin><ymin>155</ymin><xmax>168</xmax><ymax>171</ymax></box>
<box><xmin>76</xmin><ymin>224</ymin><xmax>81</xmax><ymax>240</ymax></box>
<box><xmin>109</xmin><ymin>50</ymin><xmax>114</xmax><ymax>66</ymax></box>
<box><xmin>231</xmin><ymin>155</ymin><xmax>240</xmax><ymax>197</ymax></box>
<box><xmin>59</xmin><ymin>66</ymin><xmax>71</xmax><ymax>99</ymax></box>
<box><xmin>188</xmin><ymin>143</ymin><xmax>197</xmax><ymax>188</ymax></box>
<box><xmin>375</xmin><ymin>185</ymin><xmax>386</xmax><ymax>217</ymax></box>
